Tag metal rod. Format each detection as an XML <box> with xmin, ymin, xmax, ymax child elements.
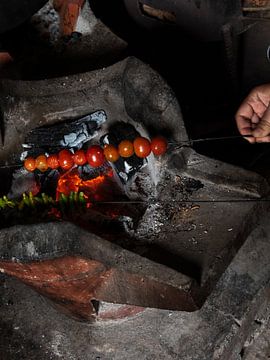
<box><xmin>93</xmin><ymin>198</ymin><xmax>270</xmax><ymax>204</ymax></box>
<box><xmin>168</xmin><ymin>134</ymin><xmax>255</xmax><ymax>146</ymax></box>
<box><xmin>0</xmin><ymin>135</ymin><xmax>266</xmax><ymax>169</ymax></box>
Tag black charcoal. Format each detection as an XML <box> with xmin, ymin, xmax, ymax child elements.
<box><xmin>100</xmin><ymin>122</ymin><xmax>145</xmax><ymax>184</ymax></box>
<box><xmin>22</xmin><ymin>110</ymin><xmax>107</xmax><ymax>159</ymax></box>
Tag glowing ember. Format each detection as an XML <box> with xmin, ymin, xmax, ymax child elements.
<box><xmin>57</xmin><ymin>170</ymin><xmax>106</xmax><ymax>198</ymax></box>
<box><xmin>54</xmin><ymin>167</ymin><xmax>121</xmax><ymax>207</ymax></box>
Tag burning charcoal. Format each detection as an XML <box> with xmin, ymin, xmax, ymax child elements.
<box><xmin>100</xmin><ymin>122</ymin><xmax>145</xmax><ymax>184</ymax></box>
<box><xmin>21</xmin><ymin>110</ymin><xmax>107</xmax><ymax>159</ymax></box>
<box><xmin>78</xmin><ymin>163</ymin><xmax>111</xmax><ymax>181</ymax></box>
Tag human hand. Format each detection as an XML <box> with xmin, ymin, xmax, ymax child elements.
<box><xmin>235</xmin><ymin>84</ymin><xmax>270</xmax><ymax>143</ymax></box>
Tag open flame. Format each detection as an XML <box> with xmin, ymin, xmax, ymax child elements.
<box><xmin>56</xmin><ymin>168</ymin><xmax>115</xmax><ymax>204</ymax></box>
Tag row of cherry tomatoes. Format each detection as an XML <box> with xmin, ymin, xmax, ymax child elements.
<box><xmin>24</xmin><ymin>136</ymin><xmax>167</xmax><ymax>172</ymax></box>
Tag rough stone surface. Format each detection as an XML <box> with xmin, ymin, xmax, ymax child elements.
<box><xmin>0</xmin><ymin>57</ymin><xmax>186</xmax><ymax>164</ymax></box>
<box><xmin>1</xmin><ymin>0</ymin><xmax>127</xmax><ymax>80</ymax></box>
<box><xmin>1</xmin><ymin>215</ymin><xmax>270</xmax><ymax>358</ymax></box>
<box><xmin>0</xmin><ymin>52</ymin><xmax>270</xmax><ymax>358</ymax></box>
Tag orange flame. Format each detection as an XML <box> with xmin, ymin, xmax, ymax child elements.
<box><xmin>55</xmin><ymin>167</ymin><xmax>127</xmax><ymax>219</ymax></box>
<box><xmin>57</xmin><ymin>170</ymin><xmax>105</xmax><ymax>196</ymax></box>
<box><xmin>55</xmin><ymin>167</ymin><xmax>118</xmax><ymax>207</ymax></box>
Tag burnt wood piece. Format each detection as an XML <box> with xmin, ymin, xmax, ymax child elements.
<box><xmin>243</xmin><ymin>0</ymin><xmax>270</xmax><ymax>8</ymax></box>
<box><xmin>22</xmin><ymin>110</ymin><xmax>107</xmax><ymax>159</ymax></box>
<box><xmin>0</xmin><ymin>256</ymin><xmax>198</xmax><ymax>321</ymax></box>
<box><xmin>100</xmin><ymin>122</ymin><xmax>144</xmax><ymax>184</ymax></box>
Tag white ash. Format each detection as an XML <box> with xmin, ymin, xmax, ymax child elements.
<box><xmin>8</xmin><ymin>168</ymin><xmax>40</xmax><ymax>199</ymax></box>
<box><xmin>118</xmin><ymin>216</ymin><xmax>134</xmax><ymax>234</ymax></box>
<box><xmin>119</xmin><ymin>172</ymin><xmax>128</xmax><ymax>182</ymax></box>
<box><xmin>76</xmin><ymin>0</ymin><xmax>98</xmax><ymax>35</ymax></box>
<box><xmin>90</xmin><ymin>110</ymin><xmax>107</xmax><ymax>126</ymax></box>
<box><xmin>20</xmin><ymin>150</ymin><xmax>30</xmax><ymax>161</ymax></box>
<box><xmin>60</xmin><ymin>125</ymin><xmax>90</xmax><ymax>148</ymax></box>
<box><xmin>31</xmin><ymin>1</ymin><xmax>60</xmax><ymax>45</ymax></box>
<box><xmin>123</xmin><ymin>166</ymin><xmax>158</xmax><ymax>201</ymax></box>
<box><xmin>135</xmin><ymin>203</ymin><xmax>165</xmax><ymax>239</ymax></box>
<box><xmin>123</xmin><ymin>161</ymin><xmax>133</xmax><ymax>173</ymax></box>
<box><xmin>102</xmin><ymin>134</ymin><xmax>110</xmax><ymax>145</ymax></box>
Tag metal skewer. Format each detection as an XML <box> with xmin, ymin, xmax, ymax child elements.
<box><xmin>168</xmin><ymin>134</ymin><xmax>256</xmax><ymax>147</ymax></box>
<box><xmin>0</xmin><ymin>135</ymin><xmax>262</xmax><ymax>169</ymax></box>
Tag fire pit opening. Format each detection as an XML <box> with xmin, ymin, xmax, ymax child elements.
<box><xmin>0</xmin><ymin>56</ymin><xmax>267</xmax><ymax>323</ymax></box>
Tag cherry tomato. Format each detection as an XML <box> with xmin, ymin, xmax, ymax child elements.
<box><xmin>24</xmin><ymin>157</ymin><xmax>36</xmax><ymax>172</ymax></box>
<box><xmin>73</xmin><ymin>150</ymin><xmax>87</xmax><ymax>166</ymax></box>
<box><xmin>86</xmin><ymin>145</ymin><xmax>105</xmax><ymax>167</ymax></box>
<box><xmin>35</xmin><ymin>155</ymin><xmax>48</xmax><ymax>172</ymax></box>
<box><xmin>103</xmin><ymin>144</ymin><xmax>119</xmax><ymax>162</ymax></box>
<box><xmin>47</xmin><ymin>154</ymin><xmax>59</xmax><ymax>169</ymax></box>
<box><xmin>58</xmin><ymin>149</ymin><xmax>74</xmax><ymax>170</ymax></box>
<box><xmin>118</xmin><ymin>140</ymin><xmax>134</xmax><ymax>158</ymax></box>
<box><xmin>151</xmin><ymin>136</ymin><xmax>167</xmax><ymax>156</ymax></box>
<box><xmin>133</xmin><ymin>137</ymin><xmax>151</xmax><ymax>158</ymax></box>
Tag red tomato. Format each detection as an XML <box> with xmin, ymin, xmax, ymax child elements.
<box><xmin>24</xmin><ymin>157</ymin><xmax>36</xmax><ymax>172</ymax></box>
<box><xmin>118</xmin><ymin>140</ymin><xmax>134</xmax><ymax>158</ymax></box>
<box><xmin>58</xmin><ymin>149</ymin><xmax>74</xmax><ymax>170</ymax></box>
<box><xmin>35</xmin><ymin>155</ymin><xmax>48</xmax><ymax>172</ymax></box>
<box><xmin>73</xmin><ymin>150</ymin><xmax>87</xmax><ymax>166</ymax></box>
<box><xmin>86</xmin><ymin>145</ymin><xmax>105</xmax><ymax>167</ymax></box>
<box><xmin>47</xmin><ymin>154</ymin><xmax>59</xmax><ymax>169</ymax></box>
<box><xmin>151</xmin><ymin>136</ymin><xmax>167</xmax><ymax>156</ymax></box>
<box><xmin>133</xmin><ymin>137</ymin><xmax>151</xmax><ymax>158</ymax></box>
<box><xmin>103</xmin><ymin>144</ymin><xmax>119</xmax><ymax>162</ymax></box>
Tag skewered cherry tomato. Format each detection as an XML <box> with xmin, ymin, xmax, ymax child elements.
<box><xmin>47</xmin><ymin>154</ymin><xmax>59</xmax><ymax>169</ymax></box>
<box><xmin>58</xmin><ymin>149</ymin><xmax>74</xmax><ymax>170</ymax></box>
<box><xmin>86</xmin><ymin>145</ymin><xmax>105</xmax><ymax>167</ymax></box>
<box><xmin>118</xmin><ymin>140</ymin><xmax>134</xmax><ymax>158</ymax></box>
<box><xmin>133</xmin><ymin>137</ymin><xmax>151</xmax><ymax>158</ymax></box>
<box><xmin>73</xmin><ymin>150</ymin><xmax>87</xmax><ymax>166</ymax></box>
<box><xmin>103</xmin><ymin>144</ymin><xmax>119</xmax><ymax>162</ymax></box>
<box><xmin>151</xmin><ymin>136</ymin><xmax>167</xmax><ymax>156</ymax></box>
<box><xmin>35</xmin><ymin>155</ymin><xmax>48</xmax><ymax>172</ymax></box>
<box><xmin>24</xmin><ymin>157</ymin><xmax>36</xmax><ymax>172</ymax></box>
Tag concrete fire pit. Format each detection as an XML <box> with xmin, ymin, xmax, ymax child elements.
<box><xmin>0</xmin><ymin>57</ymin><xmax>270</xmax><ymax>359</ymax></box>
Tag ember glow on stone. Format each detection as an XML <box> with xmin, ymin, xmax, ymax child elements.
<box><xmin>133</xmin><ymin>137</ymin><xmax>151</xmax><ymax>158</ymax></box>
<box><xmin>35</xmin><ymin>155</ymin><xmax>48</xmax><ymax>172</ymax></box>
<box><xmin>118</xmin><ymin>140</ymin><xmax>134</xmax><ymax>158</ymax></box>
<box><xmin>24</xmin><ymin>157</ymin><xmax>36</xmax><ymax>172</ymax></box>
<box><xmin>58</xmin><ymin>149</ymin><xmax>74</xmax><ymax>170</ymax></box>
<box><xmin>86</xmin><ymin>145</ymin><xmax>105</xmax><ymax>167</ymax></box>
<box><xmin>103</xmin><ymin>144</ymin><xmax>119</xmax><ymax>162</ymax></box>
<box><xmin>151</xmin><ymin>136</ymin><xmax>168</xmax><ymax>156</ymax></box>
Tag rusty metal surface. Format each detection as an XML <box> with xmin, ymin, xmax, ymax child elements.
<box><xmin>243</xmin><ymin>0</ymin><xmax>270</xmax><ymax>7</ymax></box>
<box><xmin>124</xmin><ymin>0</ymin><xmax>243</xmax><ymax>41</ymax></box>
<box><xmin>2</xmin><ymin>216</ymin><xmax>270</xmax><ymax>359</ymax></box>
<box><xmin>0</xmin><ymin>255</ymin><xmax>197</xmax><ymax>321</ymax></box>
